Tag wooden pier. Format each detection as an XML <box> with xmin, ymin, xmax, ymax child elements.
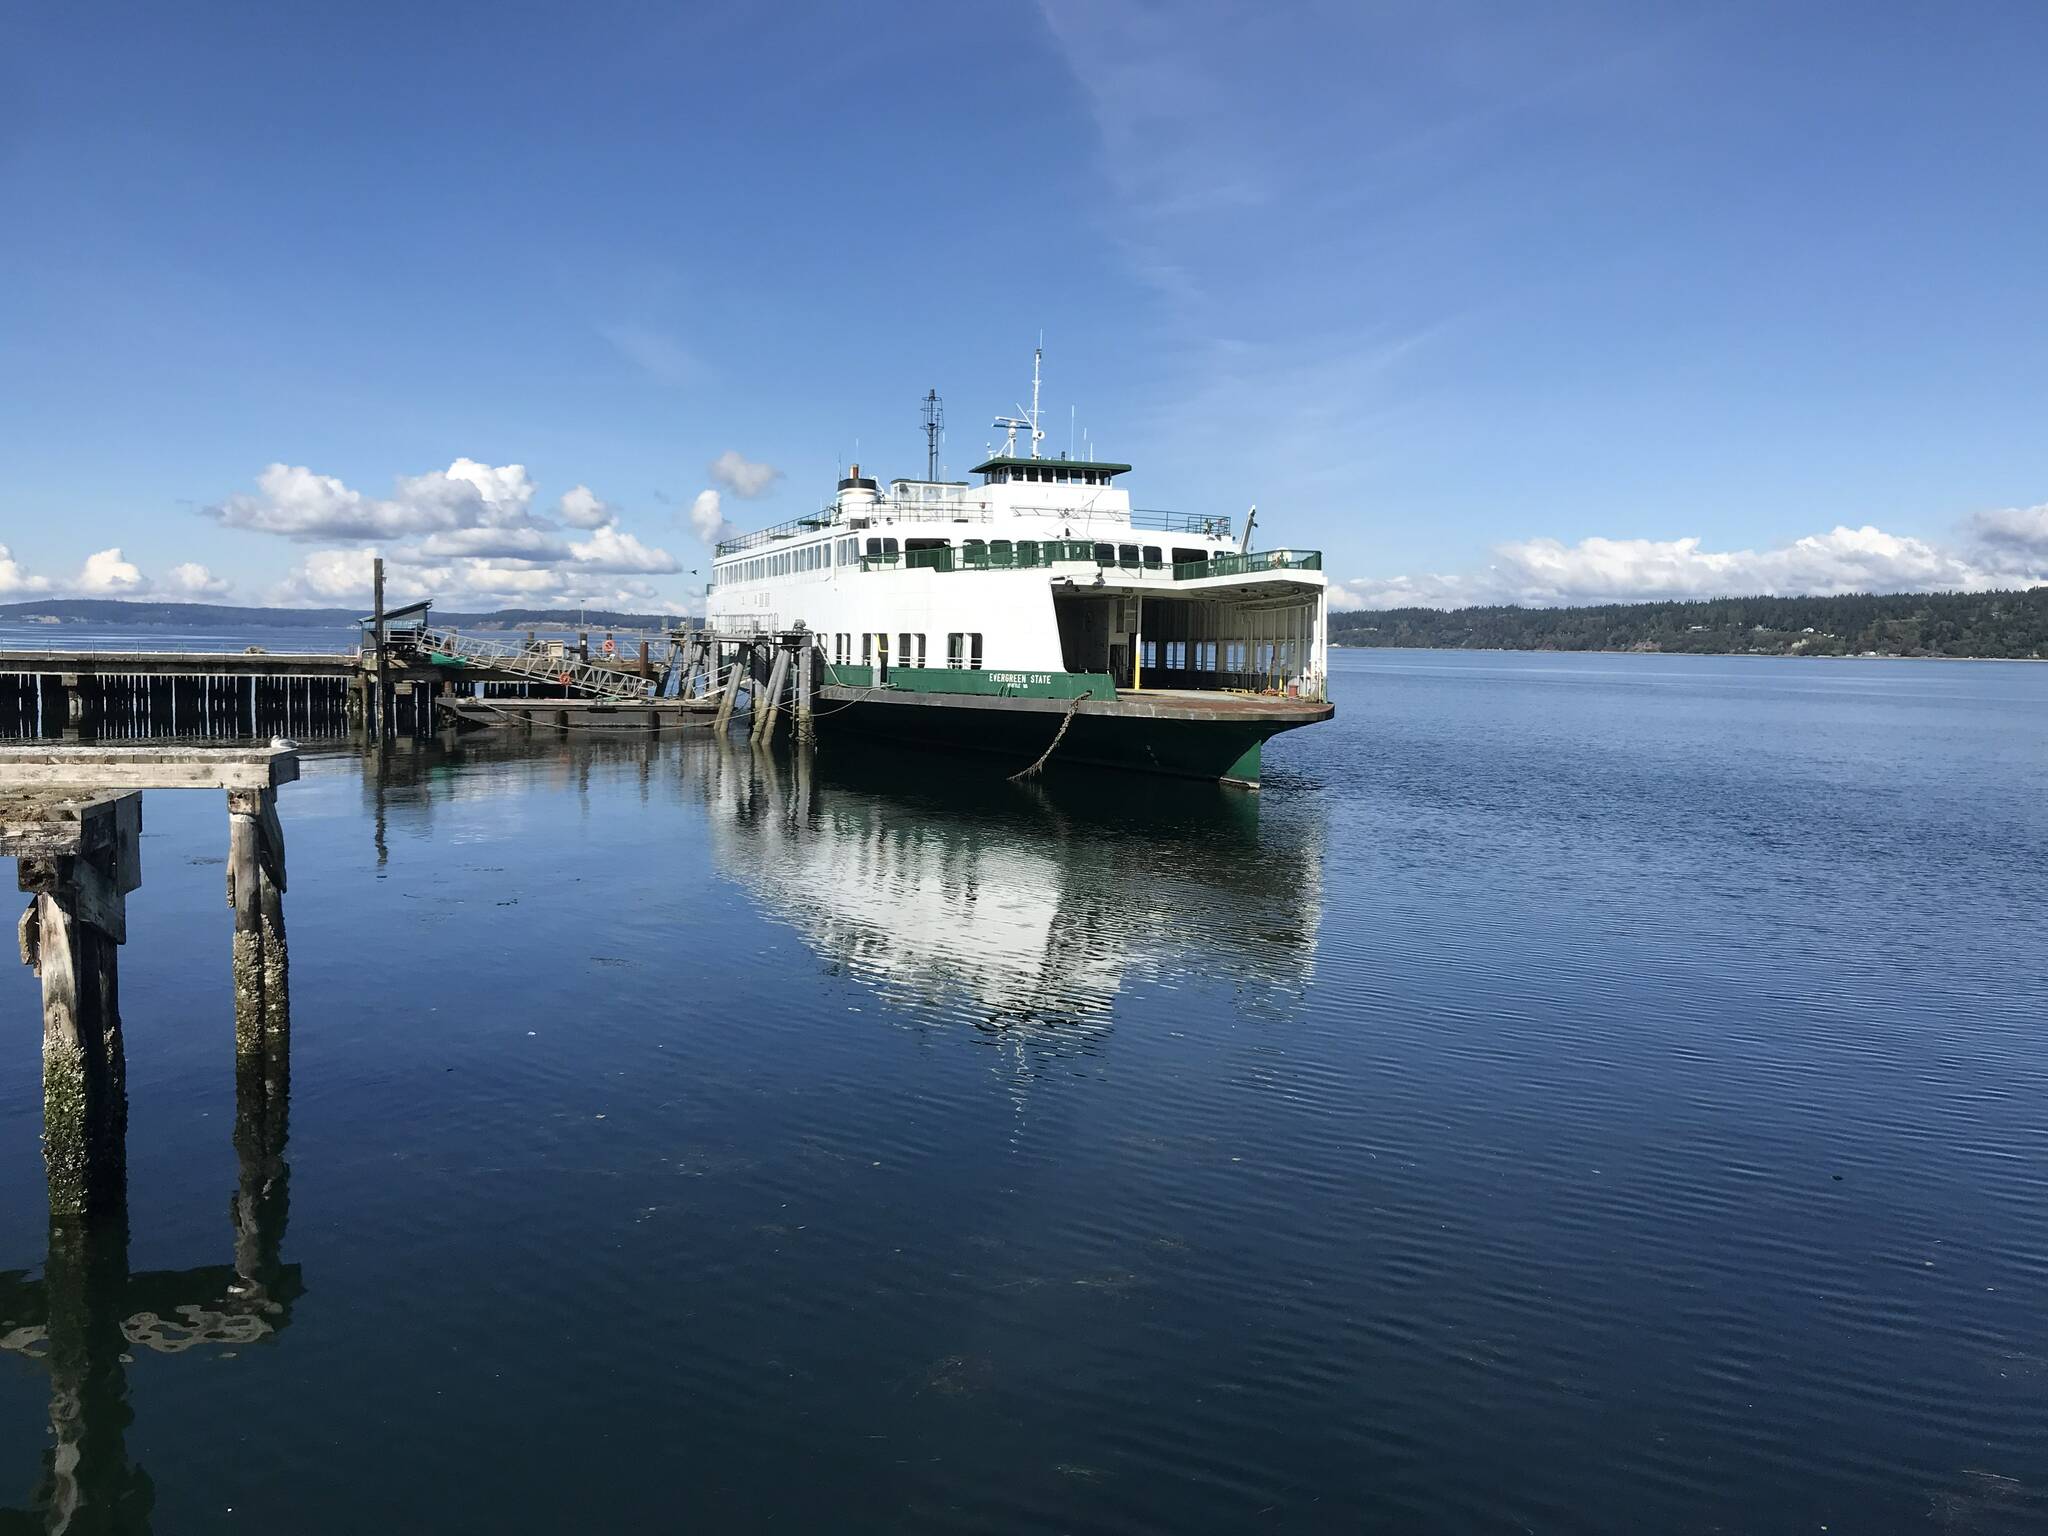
<box><xmin>4</xmin><ymin>746</ymin><xmax>298</xmax><ymax>1216</ymax></box>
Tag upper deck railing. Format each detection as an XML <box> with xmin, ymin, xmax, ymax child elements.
<box><xmin>858</xmin><ymin>542</ymin><xmax>1321</xmax><ymax>580</ymax></box>
<box><xmin>716</xmin><ymin>502</ymin><xmax>1231</xmax><ymax>559</ymax></box>
<box><xmin>713</xmin><ymin>512</ymin><xmax>835</xmax><ymax>557</ymax></box>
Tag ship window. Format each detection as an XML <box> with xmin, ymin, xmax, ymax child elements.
<box><xmin>1166</xmin><ymin>640</ymin><xmax>1186</xmax><ymax>670</ymax></box>
<box><xmin>1118</xmin><ymin>543</ymin><xmax>1139</xmax><ymax>568</ymax></box>
<box><xmin>1142</xmin><ymin>546</ymin><xmax>1162</xmax><ymax>568</ymax></box>
<box><xmin>1093</xmin><ymin>543</ymin><xmax>1115</xmax><ymax>565</ymax></box>
<box><xmin>861</xmin><ymin>634</ymin><xmax>873</xmax><ymax>666</ymax></box>
<box><xmin>1142</xmin><ymin>640</ymin><xmax>1157</xmax><ymax>671</ymax></box>
<box><xmin>1172</xmin><ymin>547</ymin><xmax>1207</xmax><ymax>568</ymax></box>
<box><xmin>915</xmin><ymin>634</ymin><xmax>927</xmax><ymax>667</ymax></box>
<box><xmin>969</xmin><ymin>633</ymin><xmax>984</xmax><ymax>668</ymax></box>
<box><xmin>883</xmin><ymin>538</ymin><xmax>899</xmax><ymax>556</ymax></box>
<box><xmin>865</xmin><ymin>538</ymin><xmax>881</xmax><ymax>556</ymax></box>
<box><xmin>946</xmin><ymin>632</ymin><xmax>964</xmax><ymax>668</ymax></box>
<box><xmin>898</xmin><ymin>632</ymin><xmax>912</xmax><ymax>668</ymax></box>
<box><xmin>1015</xmin><ymin>539</ymin><xmax>1037</xmax><ymax>565</ymax></box>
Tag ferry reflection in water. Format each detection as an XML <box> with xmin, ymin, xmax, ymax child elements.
<box><xmin>696</xmin><ymin>737</ymin><xmax>1326</xmax><ymax>1060</ymax></box>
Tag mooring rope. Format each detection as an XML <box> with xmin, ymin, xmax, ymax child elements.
<box><xmin>1009</xmin><ymin>690</ymin><xmax>1091</xmax><ymax>781</ymax></box>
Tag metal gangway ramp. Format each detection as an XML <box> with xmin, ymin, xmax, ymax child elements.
<box><xmin>413</xmin><ymin>627</ymin><xmax>649</xmax><ymax>701</ymax></box>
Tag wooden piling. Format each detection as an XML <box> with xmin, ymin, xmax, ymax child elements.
<box><xmin>372</xmin><ymin>557</ymin><xmax>391</xmax><ymax>738</ymax></box>
<box><xmin>752</xmin><ymin>647</ymin><xmax>790</xmax><ymax>743</ymax></box>
<box><xmin>713</xmin><ymin>650</ymin><xmax>744</xmax><ymax>729</ymax></box>
<box><xmin>227</xmin><ymin>786</ymin><xmax>288</xmax><ymax>1097</ymax></box>
<box><xmin>14</xmin><ymin>794</ymin><xmax>141</xmax><ymax>1216</ymax></box>
<box><xmin>795</xmin><ymin>638</ymin><xmax>815</xmax><ymax>745</ymax></box>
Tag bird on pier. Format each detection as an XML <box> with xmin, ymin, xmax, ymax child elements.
<box><xmin>270</xmin><ymin>736</ymin><xmax>299</xmax><ymax>750</ymax></box>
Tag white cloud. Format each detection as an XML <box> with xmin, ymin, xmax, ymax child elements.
<box><xmin>275</xmin><ymin>547</ymin><xmax>394</xmax><ymax>605</ymax></box>
<box><xmin>76</xmin><ymin>547</ymin><xmax>148</xmax><ymax>596</ymax></box>
<box><xmin>0</xmin><ymin>545</ymin><xmax>53</xmax><ymax>597</ymax></box>
<box><xmin>1969</xmin><ymin>501</ymin><xmax>2048</xmax><ymax>555</ymax></box>
<box><xmin>210</xmin><ymin>454</ymin><xmax>694</xmax><ymax>610</ymax></box>
<box><xmin>708</xmin><ymin>450</ymin><xmax>783</xmax><ymax>500</ymax></box>
<box><xmin>557</xmin><ymin>485</ymin><xmax>615</xmax><ymax>528</ymax></box>
<box><xmin>1336</xmin><ymin>523</ymin><xmax>2048</xmax><ymax>610</ymax></box>
<box><xmin>163</xmin><ymin>561</ymin><xmax>232</xmax><ymax>598</ymax></box>
<box><xmin>416</xmin><ymin>526</ymin><xmax>572</xmax><ymax>561</ymax></box>
<box><xmin>271</xmin><ymin>547</ymin><xmax>685</xmax><ymax>613</ymax></box>
<box><xmin>213</xmin><ymin>458</ymin><xmax>542</xmax><ymax>541</ymax></box>
<box><xmin>565</xmin><ymin>525</ymin><xmax>682</xmax><ymax>574</ymax></box>
<box><xmin>686</xmin><ymin>488</ymin><xmax>734</xmax><ymax>547</ymax></box>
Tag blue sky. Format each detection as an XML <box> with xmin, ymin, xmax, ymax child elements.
<box><xmin>4</xmin><ymin>0</ymin><xmax>2047</xmax><ymax>611</ymax></box>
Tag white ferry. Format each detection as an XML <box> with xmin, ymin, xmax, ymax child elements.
<box><xmin>707</xmin><ymin>361</ymin><xmax>1333</xmax><ymax>786</ymax></box>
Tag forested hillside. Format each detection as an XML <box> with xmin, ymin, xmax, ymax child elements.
<box><xmin>1330</xmin><ymin>590</ymin><xmax>2048</xmax><ymax>659</ymax></box>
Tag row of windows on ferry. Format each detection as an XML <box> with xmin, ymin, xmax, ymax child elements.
<box><xmin>717</xmin><ymin>537</ymin><xmax>1213</xmax><ymax>585</ymax></box>
<box><xmin>828</xmin><ymin>633</ymin><xmax>984</xmax><ymax>669</ymax></box>
<box><xmin>982</xmin><ymin>466</ymin><xmax>1112</xmax><ymax>485</ymax></box>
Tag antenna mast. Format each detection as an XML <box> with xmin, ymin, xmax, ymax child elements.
<box><xmin>921</xmin><ymin>388</ymin><xmax>944</xmax><ymax>480</ymax></box>
<box><xmin>1028</xmin><ymin>341</ymin><xmax>1043</xmax><ymax>459</ymax></box>
<box><xmin>991</xmin><ymin>340</ymin><xmax>1046</xmax><ymax>459</ymax></box>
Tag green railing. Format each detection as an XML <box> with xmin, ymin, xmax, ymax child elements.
<box><xmin>1172</xmin><ymin>549</ymin><xmax>1322</xmax><ymax>581</ymax></box>
<box><xmin>854</xmin><ymin>543</ymin><xmax>1324</xmax><ymax>581</ymax></box>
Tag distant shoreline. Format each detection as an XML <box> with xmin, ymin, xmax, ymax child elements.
<box><xmin>1332</xmin><ymin>642</ymin><xmax>2045</xmax><ymax>663</ymax></box>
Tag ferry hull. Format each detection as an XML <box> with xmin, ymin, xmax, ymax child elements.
<box><xmin>812</xmin><ymin>686</ymin><xmax>1333</xmax><ymax>787</ymax></box>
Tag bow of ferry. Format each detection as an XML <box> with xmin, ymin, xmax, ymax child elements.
<box><xmin>707</xmin><ymin>400</ymin><xmax>1332</xmax><ymax>787</ymax></box>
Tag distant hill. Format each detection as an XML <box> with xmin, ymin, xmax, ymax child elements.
<box><xmin>0</xmin><ymin>599</ymin><xmax>685</xmax><ymax>631</ymax></box>
<box><xmin>1331</xmin><ymin>589</ymin><xmax>2048</xmax><ymax>659</ymax></box>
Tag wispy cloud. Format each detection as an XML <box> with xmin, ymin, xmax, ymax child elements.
<box><xmin>598</xmin><ymin>322</ymin><xmax>697</xmax><ymax>385</ymax></box>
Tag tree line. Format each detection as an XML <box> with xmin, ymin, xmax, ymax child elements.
<box><xmin>1330</xmin><ymin>589</ymin><xmax>2048</xmax><ymax>659</ymax></box>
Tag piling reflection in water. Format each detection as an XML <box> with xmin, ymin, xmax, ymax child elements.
<box><xmin>0</xmin><ymin>1008</ymin><xmax>300</xmax><ymax>1533</ymax></box>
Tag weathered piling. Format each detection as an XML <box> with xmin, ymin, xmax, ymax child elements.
<box><xmin>227</xmin><ymin>786</ymin><xmax>289</xmax><ymax>1092</ymax></box>
<box><xmin>12</xmin><ymin>793</ymin><xmax>141</xmax><ymax>1216</ymax></box>
<box><xmin>752</xmin><ymin>646</ymin><xmax>790</xmax><ymax>743</ymax></box>
<box><xmin>794</xmin><ymin>637</ymin><xmax>816</xmax><ymax>745</ymax></box>
<box><xmin>714</xmin><ymin>649</ymin><xmax>744</xmax><ymax>728</ymax></box>
<box><xmin>3</xmin><ymin>748</ymin><xmax>297</xmax><ymax>1217</ymax></box>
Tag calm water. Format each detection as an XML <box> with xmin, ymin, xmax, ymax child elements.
<box><xmin>2</xmin><ymin>648</ymin><xmax>2045</xmax><ymax>1533</ymax></box>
